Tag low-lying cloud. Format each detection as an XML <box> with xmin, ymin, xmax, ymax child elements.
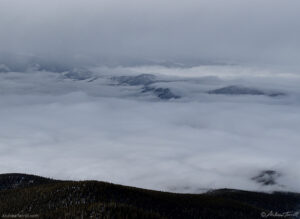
<box><xmin>0</xmin><ymin>65</ymin><xmax>299</xmax><ymax>193</ymax></box>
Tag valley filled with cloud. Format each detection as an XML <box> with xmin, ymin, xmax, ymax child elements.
<box><xmin>0</xmin><ymin>65</ymin><xmax>299</xmax><ymax>193</ymax></box>
<box><xmin>1</xmin><ymin>0</ymin><xmax>300</xmax><ymax>197</ymax></box>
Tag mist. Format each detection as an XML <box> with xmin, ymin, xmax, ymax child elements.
<box><xmin>1</xmin><ymin>0</ymin><xmax>300</xmax><ymax>69</ymax></box>
<box><xmin>0</xmin><ymin>65</ymin><xmax>299</xmax><ymax>193</ymax></box>
<box><xmin>1</xmin><ymin>1</ymin><xmax>300</xmax><ymax>193</ymax></box>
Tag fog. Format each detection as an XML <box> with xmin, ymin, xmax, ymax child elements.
<box><xmin>0</xmin><ymin>65</ymin><xmax>299</xmax><ymax>193</ymax></box>
<box><xmin>1</xmin><ymin>1</ymin><xmax>300</xmax><ymax>193</ymax></box>
<box><xmin>1</xmin><ymin>0</ymin><xmax>300</xmax><ymax>69</ymax></box>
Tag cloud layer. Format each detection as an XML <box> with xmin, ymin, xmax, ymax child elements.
<box><xmin>0</xmin><ymin>66</ymin><xmax>299</xmax><ymax>193</ymax></box>
<box><xmin>1</xmin><ymin>1</ymin><xmax>300</xmax><ymax>193</ymax></box>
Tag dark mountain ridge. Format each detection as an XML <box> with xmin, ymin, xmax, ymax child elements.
<box><xmin>208</xmin><ymin>85</ymin><xmax>285</xmax><ymax>97</ymax></box>
<box><xmin>0</xmin><ymin>173</ymin><xmax>299</xmax><ymax>218</ymax></box>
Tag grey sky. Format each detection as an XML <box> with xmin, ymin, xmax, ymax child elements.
<box><xmin>1</xmin><ymin>0</ymin><xmax>300</xmax><ymax>68</ymax></box>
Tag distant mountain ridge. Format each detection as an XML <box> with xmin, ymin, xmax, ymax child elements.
<box><xmin>208</xmin><ymin>85</ymin><xmax>285</xmax><ymax>97</ymax></box>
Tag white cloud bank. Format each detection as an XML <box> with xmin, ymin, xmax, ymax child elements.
<box><xmin>0</xmin><ymin>65</ymin><xmax>299</xmax><ymax>193</ymax></box>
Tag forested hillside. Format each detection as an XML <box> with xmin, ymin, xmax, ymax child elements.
<box><xmin>0</xmin><ymin>174</ymin><xmax>299</xmax><ymax>218</ymax></box>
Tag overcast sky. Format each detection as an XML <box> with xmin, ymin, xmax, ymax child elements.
<box><xmin>1</xmin><ymin>0</ymin><xmax>300</xmax><ymax>68</ymax></box>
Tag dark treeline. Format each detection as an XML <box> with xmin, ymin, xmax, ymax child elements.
<box><xmin>0</xmin><ymin>174</ymin><xmax>299</xmax><ymax>219</ymax></box>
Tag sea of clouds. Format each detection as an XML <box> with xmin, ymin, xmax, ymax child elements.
<box><xmin>0</xmin><ymin>64</ymin><xmax>299</xmax><ymax>193</ymax></box>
